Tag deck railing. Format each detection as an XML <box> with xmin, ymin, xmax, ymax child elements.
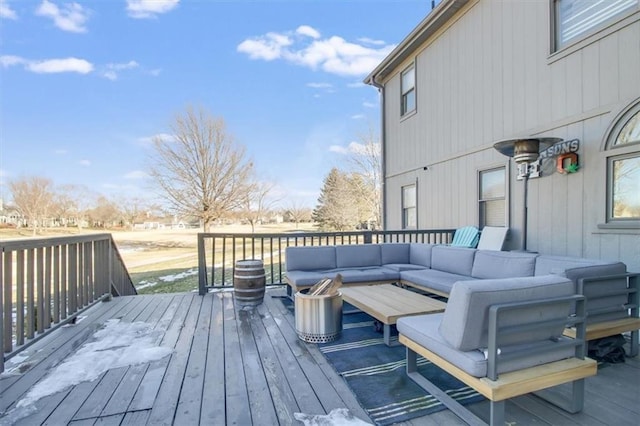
<box><xmin>197</xmin><ymin>229</ymin><xmax>456</xmax><ymax>295</ymax></box>
<box><xmin>0</xmin><ymin>233</ymin><xmax>136</xmax><ymax>372</ymax></box>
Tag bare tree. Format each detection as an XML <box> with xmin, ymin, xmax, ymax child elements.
<box><xmin>52</xmin><ymin>184</ymin><xmax>93</xmax><ymax>228</ymax></box>
<box><xmin>86</xmin><ymin>196</ymin><xmax>121</xmax><ymax>228</ymax></box>
<box><xmin>120</xmin><ymin>196</ymin><xmax>147</xmax><ymax>229</ymax></box>
<box><xmin>8</xmin><ymin>176</ymin><xmax>55</xmax><ymax>235</ymax></box>
<box><xmin>347</xmin><ymin>125</ymin><xmax>382</xmax><ymax>228</ymax></box>
<box><xmin>285</xmin><ymin>200</ymin><xmax>312</xmax><ymax>228</ymax></box>
<box><xmin>148</xmin><ymin>106</ymin><xmax>254</xmax><ymax>232</ymax></box>
<box><xmin>238</xmin><ymin>180</ymin><xmax>277</xmax><ymax>233</ymax></box>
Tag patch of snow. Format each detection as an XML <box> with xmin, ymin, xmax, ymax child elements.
<box><xmin>136</xmin><ymin>268</ymin><xmax>199</xmax><ymax>290</ymax></box>
<box><xmin>294</xmin><ymin>408</ymin><xmax>372</xmax><ymax>426</ymax></box>
<box><xmin>15</xmin><ymin>319</ymin><xmax>172</xmax><ymax>409</ymax></box>
<box><xmin>0</xmin><ymin>352</ymin><xmax>31</xmax><ymax>377</ymax></box>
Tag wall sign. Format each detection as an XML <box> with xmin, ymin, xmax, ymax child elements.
<box><xmin>528</xmin><ymin>138</ymin><xmax>580</xmax><ymax>178</ymax></box>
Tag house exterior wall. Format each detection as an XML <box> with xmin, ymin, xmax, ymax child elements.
<box><xmin>374</xmin><ymin>0</ymin><xmax>640</xmax><ymax>271</ymax></box>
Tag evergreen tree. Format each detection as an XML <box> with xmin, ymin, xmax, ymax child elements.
<box><xmin>312</xmin><ymin>168</ymin><xmax>361</xmax><ymax>231</ymax></box>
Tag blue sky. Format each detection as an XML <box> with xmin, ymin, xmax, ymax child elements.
<box><xmin>0</xmin><ymin>0</ymin><xmax>432</xmax><ymax>209</ymax></box>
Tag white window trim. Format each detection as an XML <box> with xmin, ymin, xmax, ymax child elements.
<box><xmin>600</xmin><ymin>100</ymin><xmax>640</xmax><ymax>228</ymax></box>
<box><xmin>402</xmin><ymin>183</ymin><xmax>417</xmax><ymax>229</ymax></box>
<box><xmin>400</xmin><ymin>63</ymin><xmax>416</xmax><ymax>118</ymax></box>
<box><xmin>477</xmin><ymin>164</ymin><xmax>510</xmax><ymax>229</ymax></box>
<box><xmin>549</xmin><ymin>1</ymin><xmax>640</xmax><ymax>61</ymax></box>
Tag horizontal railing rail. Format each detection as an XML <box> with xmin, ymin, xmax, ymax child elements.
<box><xmin>0</xmin><ymin>233</ymin><xmax>137</xmax><ymax>373</ymax></box>
<box><xmin>197</xmin><ymin>229</ymin><xmax>455</xmax><ymax>295</ymax></box>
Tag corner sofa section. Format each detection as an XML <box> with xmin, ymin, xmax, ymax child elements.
<box><xmin>284</xmin><ymin>243</ymin><xmax>627</xmax><ymax>299</ymax></box>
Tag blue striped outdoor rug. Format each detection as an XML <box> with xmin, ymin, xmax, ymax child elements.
<box><xmin>316</xmin><ymin>311</ymin><xmax>484</xmax><ymax>425</ymax></box>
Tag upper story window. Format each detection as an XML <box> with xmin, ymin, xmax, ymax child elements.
<box><xmin>606</xmin><ymin>103</ymin><xmax>640</xmax><ymax>223</ymax></box>
<box><xmin>402</xmin><ymin>184</ymin><xmax>417</xmax><ymax>229</ymax></box>
<box><xmin>554</xmin><ymin>0</ymin><xmax>639</xmax><ymax>51</ymax></box>
<box><xmin>478</xmin><ymin>167</ymin><xmax>507</xmax><ymax>228</ymax></box>
<box><xmin>401</xmin><ymin>64</ymin><xmax>416</xmax><ymax>116</ymax></box>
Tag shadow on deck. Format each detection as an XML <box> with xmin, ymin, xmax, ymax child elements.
<box><xmin>1</xmin><ymin>288</ymin><xmax>638</xmax><ymax>425</ymax></box>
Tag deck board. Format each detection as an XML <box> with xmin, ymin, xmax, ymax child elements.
<box><xmin>199</xmin><ymin>293</ymin><xmax>226</xmax><ymax>425</ymax></box>
<box><xmin>1</xmin><ymin>288</ymin><xmax>638</xmax><ymax>425</ymax></box>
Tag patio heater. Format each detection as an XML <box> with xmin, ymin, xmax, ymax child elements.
<box><xmin>493</xmin><ymin>137</ymin><xmax>562</xmax><ymax>251</ymax></box>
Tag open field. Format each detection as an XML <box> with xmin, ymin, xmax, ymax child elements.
<box><xmin>0</xmin><ymin>222</ymin><xmax>316</xmax><ymax>294</ymax></box>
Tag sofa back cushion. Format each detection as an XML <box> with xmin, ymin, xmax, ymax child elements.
<box><xmin>471</xmin><ymin>251</ymin><xmax>537</xmax><ymax>279</ymax></box>
<box><xmin>285</xmin><ymin>246</ymin><xmax>336</xmax><ymax>271</ymax></box>
<box><xmin>336</xmin><ymin>245</ymin><xmax>382</xmax><ymax>268</ymax></box>
<box><xmin>439</xmin><ymin>275</ymin><xmax>574</xmax><ymax>351</ymax></box>
<box><xmin>431</xmin><ymin>246</ymin><xmax>476</xmax><ymax>276</ymax></box>
<box><xmin>380</xmin><ymin>243</ymin><xmax>410</xmax><ymax>265</ymax></box>
<box><xmin>409</xmin><ymin>244</ymin><xmax>435</xmax><ymax>267</ymax></box>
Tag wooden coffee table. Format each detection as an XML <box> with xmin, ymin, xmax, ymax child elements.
<box><xmin>340</xmin><ymin>284</ymin><xmax>446</xmax><ymax>346</ymax></box>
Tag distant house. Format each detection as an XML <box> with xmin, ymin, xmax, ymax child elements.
<box><xmin>365</xmin><ymin>0</ymin><xmax>640</xmax><ymax>271</ymax></box>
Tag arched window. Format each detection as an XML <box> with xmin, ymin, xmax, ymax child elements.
<box><xmin>606</xmin><ymin>102</ymin><xmax>640</xmax><ymax>224</ymax></box>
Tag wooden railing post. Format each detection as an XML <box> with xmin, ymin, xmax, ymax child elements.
<box><xmin>198</xmin><ymin>233</ymin><xmax>207</xmax><ymax>295</ymax></box>
<box><xmin>0</xmin><ymin>250</ymin><xmax>4</xmax><ymax>373</ymax></box>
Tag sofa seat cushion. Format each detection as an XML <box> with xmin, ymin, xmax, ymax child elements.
<box><xmin>285</xmin><ymin>246</ymin><xmax>336</xmax><ymax>271</ymax></box>
<box><xmin>336</xmin><ymin>267</ymin><xmax>400</xmax><ymax>283</ymax></box>
<box><xmin>439</xmin><ymin>276</ymin><xmax>575</xmax><ymax>351</ymax></box>
<box><xmin>285</xmin><ymin>270</ymin><xmax>335</xmax><ymax>287</ymax></box>
<box><xmin>383</xmin><ymin>263</ymin><xmax>428</xmax><ymax>272</ymax></box>
<box><xmin>431</xmin><ymin>246</ymin><xmax>476</xmax><ymax>276</ymax></box>
<box><xmin>286</xmin><ymin>267</ymin><xmax>399</xmax><ymax>287</ymax></box>
<box><xmin>336</xmin><ymin>245</ymin><xmax>382</xmax><ymax>268</ymax></box>
<box><xmin>397</xmin><ymin>314</ymin><xmax>488</xmax><ymax>377</ymax></box>
<box><xmin>471</xmin><ymin>250</ymin><xmax>537</xmax><ymax>279</ymax></box>
<box><xmin>400</xmin><ymin>269</ymin><xmax>476</xmax><ymax>294</ymax></box>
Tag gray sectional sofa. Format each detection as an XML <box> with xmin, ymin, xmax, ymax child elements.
<box><xmin>284</xmin><ymin>243</ymin><xmax>627</xmax><ymax>300</ymax></box>
<box><xmin>285</xmin><ymin>242</ymin><xmax>639</xmax><ymax>358</ymax></box>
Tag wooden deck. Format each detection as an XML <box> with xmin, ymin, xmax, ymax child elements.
<box><xmin>1</xmin><ymin>288</ymin><xmax>638</xmax><ymax>425</ymax></box>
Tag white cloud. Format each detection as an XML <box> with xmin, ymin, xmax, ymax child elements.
<box><xmin>357</xmin><ymin>37</ymin><xmax>386</xmax><ymax>46</ymax></box>
<box><xmin>237</xmin><ymin>32</ymin><xmax>292</xmax><ymax>61</ymax></box>
<box><xmin>0</xmin><ymin>0</ymin><xmax>17</xmax><ymax>19</ymax></box>
<box><xmin>238</xmin><ymin>28</ymin><xmax>395</xmax><ymax>77</ymax></box>
<box><xmin>296</xmin><ymin>25</ymin><xmax>320</xmax><ymax>39</ymax></box>
<box><xmin>124</xmin><ymin>170</ymin><xmax>148</xmax><ymax>179</ymax></box>
<box><xmin>328</xmin><ymin>145</ymin><xmax>348</xmax><ymax>154</ymax></box>
<box><xmin>35</xmin><ymin>0</ymin><xmax>90</xmax><ymax>33</ymax></box>
<box><xmin>79</xmin><ymin>159</ymin><xmax>91</xmax><ymax>166</ymax></box>
<box><xmin>351</xmin><ymin>114</ymin><xmax>365</xmax><ymax>120</ymax></box>
<box><xmin>362</xmin><ymin>101</ymin><xmax>377</xmax><ymax>108</ymax></box>
<box><xmin>307</xmin><ymin>82</ymin><xmax>332</xmax><ymax>89</ymax></box>
<box><xmin>347</xmin><ymin>81</ymin><xmax>366</xmax><ymax>88</ymax></box>
<box><xmin>54</xmin><ymin>148</ymin><xmax>68</xmax><ymax>154</ymax></box>
<box><xmin>148</xmin><ymin>68</ymin><xmax>161</xmax><ymax>76</ymax></box>
<box><xmin>137</xmin><ymin>133</ymin><xmax>175</xmax><ymax>145</ymax></box>
<box><xmin>27</xmin><ymin>57</ymin><xmax>93</xmax><ymax>74</ymax></box>
<box><xmin>330</xmin><ymin>141</ymin><xmax>380</xmax><ymax>156</ymax></box>
<box><xmin>126</xmin><ymin>0</ymin><xmax>179</xmax><ymax>19</ymax></box>
<box><xmin>0</xmin><ymin>55</ymin><xmax>25</xmax><ymax>67</ymax></box>
<box><xmin>1</xmin><ymin>55</ymin><xmax>93</xmax><ymax>74</ymax></box>
<box><xmin>102</xmin><ymin>60</ymin><xmax>139</xmax><ymax>80</ymax></box>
